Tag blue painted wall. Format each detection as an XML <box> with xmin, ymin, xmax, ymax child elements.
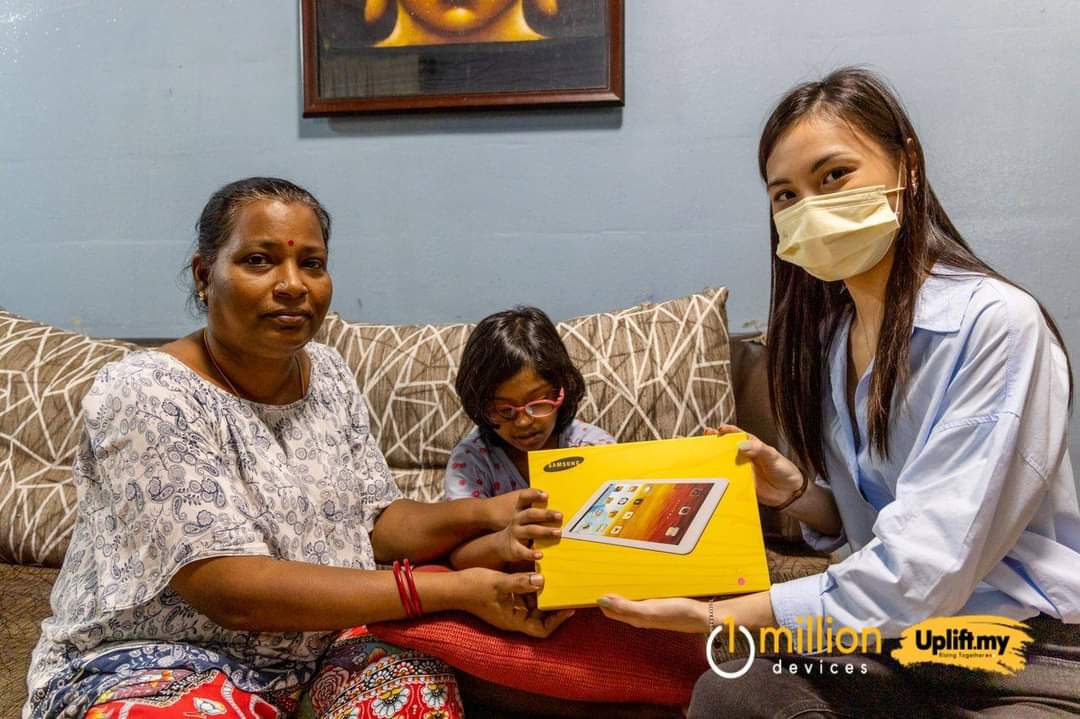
<box><xmin>2</xmin><ymin>1</ymin><xmax>1078</xmax><ymax>462</ymax></box>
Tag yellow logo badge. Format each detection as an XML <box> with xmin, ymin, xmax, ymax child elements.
<box><xmin>890</xmin><ymin>615</ymin><xmax>1034</xmax><ymax>675</ymax></box>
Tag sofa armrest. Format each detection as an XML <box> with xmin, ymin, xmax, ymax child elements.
<box><xmin>728</xmin><ymin>333</ymin><xmax>807</xmax><ymax>544</ymax></box>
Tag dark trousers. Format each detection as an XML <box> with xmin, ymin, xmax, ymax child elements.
<box><xmin>689</xmin><ymin>617</ymin><xmax>1080</xmax><ymax>718</ymax></box>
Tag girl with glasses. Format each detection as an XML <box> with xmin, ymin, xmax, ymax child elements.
<box><xmin>445</xmin><ymin>307</ymin><xmax>614</xmax><ymax>569</ymax></box>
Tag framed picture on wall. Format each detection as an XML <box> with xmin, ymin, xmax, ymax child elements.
<box><xmin>300</xmin><ymin>0</ymin><xmax>624</xmax><ymax>115</ymax></box>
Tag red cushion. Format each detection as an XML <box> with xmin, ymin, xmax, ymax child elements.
<box><xmin>368</xmin><ymin>607</ymin><xmax>707</xmax><ymax>706</ymax></box>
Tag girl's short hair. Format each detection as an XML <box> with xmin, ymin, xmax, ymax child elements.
<box><xmin>455</xmin><ymin>307</ymin><xmax>586</xmax><ymax>447</ymax></box>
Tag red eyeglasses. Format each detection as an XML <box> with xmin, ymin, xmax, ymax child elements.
<box><xmin>486</xmin><ymin>388</ymin><xmax>565</xmax><ymax>423</ymax></box>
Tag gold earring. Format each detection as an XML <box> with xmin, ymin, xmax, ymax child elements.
<box><xmin>198</xmin><ymin>289</ymin><xmax>207</xmax><ymax>304</ymax></box>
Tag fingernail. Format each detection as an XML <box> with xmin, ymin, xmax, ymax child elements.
<box><xmin>596</xmin><ymin>597</ymin><xmax>612</xmax><ymax>608</ymax></box>
<box><xmin>533</xmin><ymin>551</ymin><xmax>542</xmax><ymax>560</ymax></box>
<box><xmin>552</xmin><ymin>528</ymin><xmax>562</xmax><ymax>537</ymax></box>
<box><xmin>530</xmin><ymin>574</ymin><xmax>544</xmax><ymax>587</ymax></box>
<box><xmin>538</xmin><ymin>491</ymin><xmax>547</xmax><ymax>498</ymax></box>
<box><xmin>738</xmin><ymin>440</ymin><xmax>752</xmax><ymax>451</ymax></box>
<box><xmin>552</xmin><ymin>512</ymin><xmax>563</xmax><ymax>521</ymax></box>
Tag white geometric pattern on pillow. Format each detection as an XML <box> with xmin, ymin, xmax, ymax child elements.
<box><xmin>318</xmin><ymin>287</ymin><xmax>736</xmax><ymax>474</ymax></box>
<box><xmin>316</xmin><ymin>319</ymin><xmax>474</xmax><ymax>472</ymax></box>
<box><xmin>0</xmin><ymin>312</ymin><xmax>138</xmax><ymax>566</ymax></box>
<box><xmin>560</xmin><ymin>289</ymin><xmax>734</xmax><ymax>445</ymax></box>
<box><xmin>2</xmin><ymin>289</ymin><xmax>734</xmax><ymax>566</ymax></box>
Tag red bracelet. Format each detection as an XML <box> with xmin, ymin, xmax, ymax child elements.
<box><xmin>392</xmin><ymin>561</ymin><xmax>420</xmax><ymax>618</ymax></box>
<box><xmin>402</xmin><ymin>559</ymin><xmax>424</xmax><ymax>617</ymax></box>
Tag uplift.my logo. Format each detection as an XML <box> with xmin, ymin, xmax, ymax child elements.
<box><xmin>706</xmin><ymin>614</ymin><xmax>1033</xmax><ymax>679</ymax></box>
<box><xmin>891</xmin><ymin>616</ymin><xmax>1034</xmax><ymax>675</ymax></box>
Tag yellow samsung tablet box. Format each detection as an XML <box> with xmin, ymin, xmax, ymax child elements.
<box><xmin>530</xmin><ymin>434</ymin><xmax>770</xmax><ymax>610</ymax></box>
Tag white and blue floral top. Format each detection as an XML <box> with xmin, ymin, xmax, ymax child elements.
<box><xmin>25</xmin><ymin>343</ymin><xmax>401</xmax><ymax>718</ymax></box>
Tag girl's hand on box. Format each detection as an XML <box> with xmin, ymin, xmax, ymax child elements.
<box><xmin>497</xmin><ymin>489</ymin><xmax>563</xmax><ymax>563</ymax></box>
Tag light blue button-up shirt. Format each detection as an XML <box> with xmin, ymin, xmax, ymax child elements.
<box><xmin>769</xmin><ymin>267</ymin><xmax>1080</xmax><ymax>637</ymax></box>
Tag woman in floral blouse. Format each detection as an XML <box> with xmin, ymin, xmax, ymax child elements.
<box><xmin>25</xmin><ymin>177</ymin><xmax>570</xmax><ymax>719</ymax></box>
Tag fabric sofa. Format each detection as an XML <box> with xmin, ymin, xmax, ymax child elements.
<box><xmin>0</xmin><ymin>288</ymin><xmax>828</xmax><ymax>717</ymax></box>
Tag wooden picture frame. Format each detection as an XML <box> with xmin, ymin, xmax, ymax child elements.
<box><xmin>300</xmin><ymin>0</ymin><xmax>624</xmax><ymax>116</ymax></box>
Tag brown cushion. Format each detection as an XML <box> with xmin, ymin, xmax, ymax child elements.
<box><xmin>1</xmin><ymin>290</ymin><xmax>736</xmax><ymax>565</ymax></box>
<box><xmin>0</xmin><ymin>563</ymin><xmax>59</xmax><ymax>715</ymax></box>
<box><xmin>729</xmin><ymin>335</ymin><xmax>805</xmax><ymax>542</ymax></box>
<box><xmin>765</xmin><ymin>546</ymin><xmax>830</xmax><ymax>584</ymax></box>
<box><xmin>457</xmin><ymin>673</ymin><xmax>683</xmax><ymax>718</ymax></box>
<box><xmin>315</xmin><ymin>319</ymin><xmax>473</xmax><ymax>472</ymax></box>
<box><xmin>318</xmin><ymin>288</ymin><xmax>736</xmax><ymax>487</ymax></box>
<box><xmin>0</xmin><ymin>311</ymin><xmax>139</xmax><ymax>566</ymax></box>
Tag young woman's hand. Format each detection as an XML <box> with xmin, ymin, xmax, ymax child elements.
<box><xmin>495</xmin><ymin>489</ymin><xmax>563</xmax><ymax>563</ymax></box>
<box><xmin>596</xmin><ymin>595</ymin><xmax>707</xmax><ymax>633</ymax></box>
<box><xmin>598</xmin><ymin>592</ymin><xmax>777</xmax><ymax>637</ymax></box>
<box><xmin>705</xmin><ymin>424</ymin><xmax>805</xmax><ymax>508</ymax></box>
<box><xmin>459</xmin><ymin>568</ymin><xmax>574</xmax><ymax>637</ymax></box>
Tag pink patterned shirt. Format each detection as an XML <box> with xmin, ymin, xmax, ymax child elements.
<box><xmin>443</xmin><ymin>420</ymin><xmax>615</xmax><ymax>499</ymax></box>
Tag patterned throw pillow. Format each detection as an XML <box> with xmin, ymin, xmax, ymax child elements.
<box><xmin>1</xmin><ymin>290</ymin><xmax>736</xmax><ymax>564</ymax></box>
<box><xmin>317</xmin><ymin>288</ymin><xmax>736</xmax><ymax>502</ymax></box>
<box><xmin>0</xmin><ymin>311</ymin><xmax>139</xmax><ymax>566</ymax></box>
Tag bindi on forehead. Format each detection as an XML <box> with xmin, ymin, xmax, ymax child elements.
<box><xmin>288</xmin><ymin>240</ymin><xmax>294</xmax><ymax>246</ymax></box>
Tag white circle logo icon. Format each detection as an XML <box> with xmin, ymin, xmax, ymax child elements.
<box><xmin>706</xmin><ymin>624</ymin><xmax>756</xmax><ymax>679</ymax></box>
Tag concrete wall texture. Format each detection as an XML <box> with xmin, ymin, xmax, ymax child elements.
<box><xmin>2</xmin><ymin>0</ymin><xmax>1078</xmax><ymax>463</ymax></box>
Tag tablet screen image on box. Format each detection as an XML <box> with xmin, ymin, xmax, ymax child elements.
<box><xmin>563</xmin><ymin>478</ymin><xmax>728</xmax><ymax>555</ymax></box>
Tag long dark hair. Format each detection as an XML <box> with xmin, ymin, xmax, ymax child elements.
<box><xmin>455</xmin><ymin>306</ymin><xmax>586</xmax><ymax>448</ymax></box>
<box><xmin>760</xmin><ymin>67</ymin><xmax>1071</xmax><ymax>480</ymax></box>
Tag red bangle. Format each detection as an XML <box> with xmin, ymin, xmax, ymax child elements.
<box><xmin>392</xmin><ymin>561</ymin><xmax>420</xmax><ymax>618</ymax></box>
<box><xmin>403</xmin><ymin>559</ymin><xmax>424</xmax><ymax>617</ymax></box>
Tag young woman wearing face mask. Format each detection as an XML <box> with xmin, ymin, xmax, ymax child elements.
<box><xmin>595</xmin><ymin>68</ymin><xmax>1080</xmax><ymax>717</ymax></box>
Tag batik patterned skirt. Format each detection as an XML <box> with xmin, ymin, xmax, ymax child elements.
<box><xmin>46</xmin><ymin>628</ymin><xmax>462</xmax><ymax>719</ymax></box>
